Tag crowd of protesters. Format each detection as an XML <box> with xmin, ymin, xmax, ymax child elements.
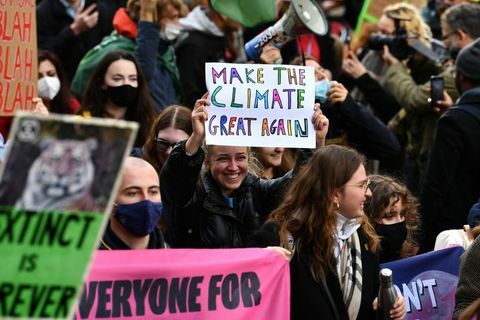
<box><xmin>1</xmin><ymin>0</ymin><xmax>480</xmax><ymax>318</ymax></box>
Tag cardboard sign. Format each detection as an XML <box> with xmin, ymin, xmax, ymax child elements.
<box><xmin>0</xmin><ymin>2</ymin><xmax>37</xmax><ymax>115</ymax></box>
<box><xmin>381</xmin><ymin>246</ymin><xmax>464</xmax><ymax>319</ymax></box>
<box><xmin>75</xmin><ymin>248</ymin><xmax>290</xmax><ymax>320</ymax></box>
<box><xmin>205</xmin><ymin>63</ymin><xmax>315</xmax><ymax>148</ymax></box>
<box><xmin>0</xmin><ymin>113</ymin><xmax>138</xmax><ymax>319</ymax></box>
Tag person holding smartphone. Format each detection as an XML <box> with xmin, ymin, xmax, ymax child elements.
<box><xmin>421</xmin><ymin>38</ymin><xmax>480</xmax><ymax>252</ymax></box>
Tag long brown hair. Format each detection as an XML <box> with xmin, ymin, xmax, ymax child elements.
<box><xmin>79</xmin><ymin>51</ymin><xmax>155</xmax><ymax>147</ymax></box>
<box><xmin>269</xmin><ymin>145</ymin><xmax>379</xmax><ymax>281</ymax></box>
<box><xmin>143</xmin><ymin>105</ymin><xmax>192</xmax><ymax>173</ymax></box>
<box><xmin>365</xmin><ymin>174</ymin><xmax>421</xmax><ymax>258</ymax></box>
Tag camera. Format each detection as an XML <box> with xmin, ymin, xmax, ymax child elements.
<box><xmin>367</xmin><ymin>28</ymin><xmax>412</xmax><ymax>60</ymax></box>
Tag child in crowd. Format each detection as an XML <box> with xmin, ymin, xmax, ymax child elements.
<box><xmin>364</xmin><ymin>174</ymin><xmax>421</xmax><ymax>263</ymax></box>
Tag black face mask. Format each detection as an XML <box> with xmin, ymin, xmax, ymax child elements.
<box><xmin>375</xmin><ymin>220</ymin><xmax>407</xmax><ymax>263</ymax></box>
<box><xmin>105</xmin><ymin>84</ymin><xmax>138</xmax><ymax>108</ymax></box>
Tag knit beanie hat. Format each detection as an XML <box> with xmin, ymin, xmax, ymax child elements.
<box><xmin>456</xmin><ymin>38</ymin><xmax>480</xmax><ymax>82</ymax></box>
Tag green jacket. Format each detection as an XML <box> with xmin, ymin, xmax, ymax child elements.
<box><xmin>384</xmin><ymin>62</ymin><xmax>459</xmax><ymax>158</ymax></box>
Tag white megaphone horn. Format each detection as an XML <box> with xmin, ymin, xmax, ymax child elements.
<box><xmin>245</xmin><ymin>0</ymin><xmax>328</xmax><ymax>61</ymax></box>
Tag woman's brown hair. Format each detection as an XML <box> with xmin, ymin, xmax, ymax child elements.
<box><xmin>365</xmin><ymin>174</ymin><xmax>421</xmax><ymax>258</ymax></box>
<box><xmin>143</xmin><ymin>105</ymin><xmax>192</xmax><ymax>173</ymax></box>
<box><xmin>79</xmin><ymin>51</ymin><xmax>156</xmax><ymax>148</ymax></box>
<box><xmin>269</xmin><ymin>145</ymin><xmax>379</xmax><ymax>281</ymax></box>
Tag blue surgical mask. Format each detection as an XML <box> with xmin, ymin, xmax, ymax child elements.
<box><xmin>114</xmin><ymin>200</ymin><xmax>163</xmax><ymax>237</ymax></box>
<box><xmin>315</xmin><ymin>80</ymin><xmax>331</xmax><ymax>104</ymax></box>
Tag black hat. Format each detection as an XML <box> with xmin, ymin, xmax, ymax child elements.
<box><xmin>456</xmin><ymin>38</ymin><xmax>480</xmax><ymax>82</ymax></box>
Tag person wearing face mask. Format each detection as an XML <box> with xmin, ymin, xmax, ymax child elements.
<box><xmin>36</xmin><ymin>50</ymin><xmax>80</xmax><ymax>115</ymax></box>
<box><xmin>78</xmin><ymin>51</ymin><xmax>155</xmax><ymax>148</ymax></box>
<box><xmin>71</xmin><ymin>0</ymin><xmax>188</xmax><ymax>113</ymax></box>
<box><xmin>248</xmin><ymin>146</ymin><xmax>407</xmax><ymax>320</ymax></box>
<box><xmin>100</xmin><ymin>157</ymin><xmax>167</xmax><ymax>250</ymax></box>
<box><xmin>290</xmin><ymin>55</ymin><xmax>403</xmax><ymax>173</ymax></box>
<box><xmin>364</xmin><ymin>174</ymin><xmax>421</xmax><ymax>263</ymax></box>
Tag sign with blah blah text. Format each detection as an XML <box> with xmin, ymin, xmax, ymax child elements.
<box><xmin>0</xmin><ymin>1</ymin><xmax>37</xmax><ymax>115</ymax></box>
<box><xmin>205</xmin><ymin>63</ymin><xmax>315</xmax><ymax>148</ymax></box>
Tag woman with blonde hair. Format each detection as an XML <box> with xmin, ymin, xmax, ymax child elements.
<box><xmin>160</xmin><ymin>96</ymin><xmax>329</xmax><ymax>248</ymax></box>
<box><xmin>381</xmin><ymin>2</ymin><xmax>432</xmax><ymax>47</ymax></box>
<box><xmin>249</xmin><ymin>145</ymin><xmax>406</xmax><ymax>320</ymax></box>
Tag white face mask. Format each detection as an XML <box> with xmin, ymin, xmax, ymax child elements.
<box><xmin>38</xmin><ymin>76</ymin><xmax>61</xmax><ymax>100</ymax></box>
<box><xmin>160</xmin><ymin>23</ymin><xmax>183</xmax><ymax>42</ymax></box>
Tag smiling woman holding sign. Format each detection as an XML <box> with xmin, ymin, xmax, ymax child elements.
<box><xmin>160</xmin><ymin>94</ymin><xmax>329</xmax><ymax>248</ymax></box>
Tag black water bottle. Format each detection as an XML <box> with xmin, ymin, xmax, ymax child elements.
<box><xmin>377</xmin><ymin>268</ymin><xmax>398</xmax><ymax>320</ymax></box>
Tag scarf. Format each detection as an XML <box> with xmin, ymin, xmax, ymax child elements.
<box><xmin>335</xmin><ymin>214</ymin><xmax>362</xmax><ymax>320</ymax></box>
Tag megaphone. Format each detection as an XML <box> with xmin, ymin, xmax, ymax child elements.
<box><xmin>245</xmin><ymin>0</ymin><xmax>328</xmax><ymax>61</ymax></box>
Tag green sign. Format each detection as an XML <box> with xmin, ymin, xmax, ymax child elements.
<box><xmin>0</xmin><ymin>208</ymin><xmax>104</xmax><ymax>318</ymax></box>
<box><xmin>0</xmin><ymin>113</ymin><xmax>138</xmax><ymax>319</ymax></box>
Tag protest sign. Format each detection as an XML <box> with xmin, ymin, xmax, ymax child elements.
<box><xmin>0</xmin><ymin>1</ymin><xmax>37</xmax><ymax>115</ymax></box>
<box><xmin>381</xmin><ymin>246</ymin><xmax>464</xmax><ymax>319</ymax></box>
<box><xmin>0</xmin><ymin>112</ymin><xmax>138</xmax><ymax>319</ymax></box>
<box><xmin>75</xmin><ymin>248</ymin><xmax>290</xmax><ymax>320</ymax></box>
<box><xmin>205</xmin><ymin>63</ymin><xmax>315</xmax><ymax>148</ymax></box>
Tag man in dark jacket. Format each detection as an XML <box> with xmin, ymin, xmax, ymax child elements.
<box><xmin>420</xmin><ymin>38</ymin><xmax>480</xmax><ymax>251</ymax></box>
<box><xmin>99</xmin><ymin>157</ymin><xmax>167</xmax><ymax>250</ymax></box>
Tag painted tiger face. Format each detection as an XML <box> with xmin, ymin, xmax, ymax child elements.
<box><xmin>17</xmin><ymin>138</ymin><xmax>98</xmax><ymax>211</ymax></box>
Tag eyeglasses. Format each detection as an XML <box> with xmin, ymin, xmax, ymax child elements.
<box><xmin>155</xmin><ymin>138</ymin><xmax>177</xmax><ymax>152</ymax></box>
<box><xmin>346</xmin><ymin>178</ymin><xmax>371</xmax><ymax>191</ymax></box>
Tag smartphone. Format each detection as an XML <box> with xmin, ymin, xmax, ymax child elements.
<box><xmin>430</xmin><ymin>76</ymin><xmax>444</xmax><ymax>108</ymax></box>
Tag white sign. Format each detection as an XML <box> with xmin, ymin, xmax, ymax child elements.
<box><xmin>205</xmin><ymin>63</ymin><xmax>315</xmax><ymax>148</ymax></box>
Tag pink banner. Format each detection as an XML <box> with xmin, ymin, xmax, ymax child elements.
<box><xmin>75</xmin><ymin>248</ymin><xmax>290</xmax><ymax>319</ymax></box>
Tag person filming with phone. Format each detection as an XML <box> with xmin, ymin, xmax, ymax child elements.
<box><xmin>420</xmin><ymin>38</ymin><xmax>480</xmax><ymax>252</ymax></box>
